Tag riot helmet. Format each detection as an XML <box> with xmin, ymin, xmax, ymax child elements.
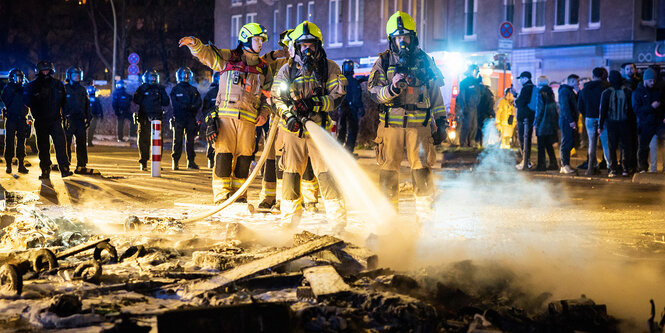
<box><xmin>342</xmin><ymin>60</ymin><xmax>355</xmax><ymax>76</ymax></box>
<box><xmin>8</xmin><ymin>68</ymin><xmax>24</xmax><ymax>85</ymax></box>
<box><xmin>211</xmin><ymin>72</ymin><xmax>220</xmax><ymax>86</ymax></box>
<box><xmin>176</xmin><ymin>67</ymin><xmax>193</xmax><ymax>83</ymax></box>
<box><xmin>115</xmin><ymin>80</ymin><xmax>126</xmax><ymax>89</ymax></box>
<box><xmin>87</xmin><ymin>85</ymin><xmax>97</xmax><ymax>98</ymax></box>
<box><xmin>238</xmin><ymin>23</ymin><xmax>268</xmax><ymax>54</ymax></box>
<box><xmin>66</xmin><ymin>67</ymin><xmax>83</xmax><ymax>83</ymax></box>
<box><xmin>386</xmin><ymin>11</ymin><xmax>418</xmax><ymax>56</ymax></box>
<box><xmin>146</xmin><ymin>69</ymin><xmax>159</xmax><ymax>85</ymax></box>
<box><xmin>36</xmin><ymin>60</ymin><xmax>55</xmax><ymax>75</ymax></box>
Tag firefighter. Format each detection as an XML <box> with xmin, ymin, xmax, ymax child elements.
<box><xmin>87</xmin><ymin>85</ymin><xmax>103</xmax><ymax>147</ymax></box>
<box><xmin>495</xmin><ymin>88</ymin><xmax>516</xmax><ymax>149</ymax></box>
<box><xmin>202</xmin><ymin>71</ymin><xmax>220</xmax><ymax>168</ymax></box>
<box><xmin>1</xmin><ymin>68</ymin><xmax>29</xmax><ymax>174</ymax></box>
<box><xmin>368</xmin><ymin>11</ymin><xmax>446</xmax><ymax>214</ymax></box>
<box><xmin>63</xmin><ymin>67</ymin><xmax>91</xmax><ymax>173</ymax></box>
<box><xmin>133</xmin><ymin>69</ymin><xmax>169</xmax><ymax>171</ymax></box>
<box><xmin>24</xmin><ymin>60</ymin><xmax>73</xmax><ymax>179</ymax></box>
<box><xmin>170</xmin><ymin>67</ymin><xmax>202</xmax><ymax>170</ymax></box>
<box><xmin>271</xmin><ymin>21</ymin><xmax>348</xmax><ymax>230</ymax></box>
<box><xmin>179</xmin><ymin>22</ymin><xmax>272</xmax><ymax>204</ymax></box>
<box><xmin>113</xmin><ymin>80</ymin><xmax>134</xmax><ymax>142</ymax></box>
<box><xmin>337</xmin><ymin>59</ymin><xmax>367</xmax><ymax>154</ymax></box>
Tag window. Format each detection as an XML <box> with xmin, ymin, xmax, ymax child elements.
<box><xmin>464</xmin><ymin>0</ymin><xmax>477</xmax><ymax>39</ymax></box>
<box><xmin>380</xmin><ymin>0</ymin><xmax>398</xmax><ymax>43</ymax></box>
<box><xmin>348</xmin><ymin>0</ymin><xmax>364</xmax><ymax>45</ymax></box>
<box><xmin>523</xmin><ymin>0</ymin><xmax>546</xmax><ymax>32</ymax></box>
<box><xmin>504</xmin><ymin>0</ymin><xmax>514</xmax><ymax>23</ymax></box>
<box><xmin>286</xmin><ymin>4</ymin><xmax>292</xmax><ymax>28</ymax></box>
<box><xmin>642</xmin><ymin>0</ymin><xmax>655</xmax><ymax>23</ymax></box>
<box><xmin>308</xmin><ymin>1</ymin><xmax>315</xmax><ymax>21</ymax></box>
<box><xmin>231</xmin><ymin>0</ymin><xmax>242</xmax><ymax>6</ymax></box>
<box><xmin>589</xmin><ymin>0</ymin><xmax>600</xmax><ymax>28</ymax></box>
<box><xmin>297</xmin><ymin>3</ymin><xmax>304</xmax><ymax>23</ymax></box>
<box><xmin>246</xmin><ymin>12</ymin><xmax>257</xmax><ymax>23</ymax></box>
<box><xmin>231</xmin><ymin>15</ymin><xmax>242</xmax><ymax>47</ymax></box>
<box><xmin>328</xmin><ymin>0</ymin><xmax>342</xmax><ymax>47</ymax></box>
<box><xmin>246</xmin><ymin>0</ymin><xmax>256</xmax><ymax>4</ymax></box>
<box><xmin>273</xmin><ymin>9</ymin><xmax>280</xmax><ymax>49</ymax></box>
<box><xmin>555</xmin><ymin>0</ymin><xmax>579</xmax><ymax>29</ymax></box>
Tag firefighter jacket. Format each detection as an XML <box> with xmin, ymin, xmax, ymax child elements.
<box><xmin>368</xmin><ymin>49</ymin><xmax>445</xmax><ymax>128</ymax></box>
<box><xmin>1</xmin><ymin>83</ymin><xmax>29</xmax><ymax>123</ymax></box>
<box><xmin>186</xmin><ymin>38</ymin><xmax>272</xmax><ymax>124</ymax></box>
<box><xmin>271</xmin><ymin>56</ymin><xmax>348</xmax><ymax>134</ymax></box>
<box><xmin>133</xmin><ymin>83</ymin><xmax>169</xmax><ymax>121</ymax></box>
<box><xmin>495</xmin><ymin>93</ymin><xmax>516</xmax><ymax>127</ymax></box>
<box><xmin>112</xmin><ymin>88</ymin><xmax>132</xmax><ymax>117</ymax></box>
<box><xmin>24</xmin><ymin>74</ymin><xmax>66</xmax><ymax>124</ymax></box>
<box><xmin>63</xmin><ymin>83</ymin><xmax>91</xmax><ymax>123</ymax></box>
<box><xmin>203</xmin><ymin>84</ymin><xmax>219</xmax><ymax>115</ymax></box>
<box><xmin>170</xmin><ymin>82</ymin><xmax>202</xmax><ymax>125</ymax></box>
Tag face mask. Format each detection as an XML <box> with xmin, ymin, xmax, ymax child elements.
<box><xmin>301</xmin><ymin>48</ymin><xmax>316</xmax><ymax>72</ymax></box>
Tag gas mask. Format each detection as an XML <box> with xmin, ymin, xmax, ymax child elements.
<box><xmin>301</xmin><ymin>47</ymin><xmax>316</xmax><ymax>73</ymax></box>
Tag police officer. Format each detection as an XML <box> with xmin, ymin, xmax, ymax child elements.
<box><xmin>202</xmin><ymin>72</ymin><xmax>220</xmax><ymax>168</ymax></box>
<box><xmin>24</xmin><ymin>60</ymin><xmax>73</xmax><ymax>179</ymax></box>
<box><xmin>368</xmin><ymin>11</ymin><xmax>446</xmax><ymax>214</ymax></box>
<box><xmin>271</xmin><ymin>21</ymin><xmax>348</xmax><ymax>230</ymax></box>
<box><xmin>179</xmin><ymin>22</ymin><xmax>273</xmax><ymax>204</ymax></box>
<box><xmin>87</xmin><ymin>85</ymin><xmax>103</xmax><ymax>146</ymax></box>
<box><xmin>63</xmin><ymin>67</ymin><xmax>91</xmax><ymax>173</ymax></box>
<box><xmin>1</xmin><ymin>68</ymin><xmax>29</xmax><ymax>174</ymax></box>
<box><xmin>170</xmin><ymin>67</ymin><xmax>202</xmax><ymax>170</ymax></box>
<box><xmin>456</xmin><ymin>64</ymin><xmax>482</xmax><ymax>147</ymax></box>
<box><xmin>133</xmin><ymin>69</ymin><xmax>169</xmax><ymax>170</ymax></box>
<box><xmin>113</xmin><ymin>80</ymin><xmax>134</xmax><ymax>142</ymax></box>
<box><xmin>337</xmin><ymin>60</ymin><xmax>367</xmax><ymax>154</ymax></box>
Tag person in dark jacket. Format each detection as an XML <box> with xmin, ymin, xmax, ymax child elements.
<box><xmin>476</xmin><ymin>83</ymin><xmax>495</xmax><ymax>146</ymax></box>
<box><xmin>533</xmin><ymin>77</ymin><xmax>558</xmax><ymax>171</ymax></box>
<box><xmin>337</xmin><ymin>60</ymin><xmax>367</xmax><ymax>154</ymax></box>
<box><xmin>23</xmin><ymin>60</ymin><xmax>73</xmax><ymax>179</ymax></box>
<box><xmin>599</xmin><ymin>70</ymin><xmax>636</xmax><ymax>177</ymax></box>
<box><xmin>632</xmin><ymin>68</ymin><xmax>665</xmax><ymax>172</ymax></box>
<box><xmin>170</xmin><ymin>67</ymin><xmax>202</xmax><ymax>170</ymax></box>
<box><xmin>621</xmin><ymin>63</ymin><xmax>640</xmax><ymax>91</ymax></box>
<box><xmin>133</xmin><ymin>69</ymin><xmax>169</xmax><ymax>170</ymax></box>
<box><xmin>1</xmin><ymin>68</ymin><xmax>30</xmax><ymax>174</ymax></box>
<box><xmin>515</xmin><ymin>71</ymin><xmax>535</xmax><ymax>170</ymax></box>
<box><xmin>456</xmin><ymin>65</ymin><xmax>482</xmax><ymax>147</ymax></box>
<box><xmin>112</xmin><ymin>80</ymin><xmax>134</xmax><ymax>142</ymax></box>
<box><xmin>202</xmin><ymin>72</ymin><xmax>219</xmax><ymax>168</ymax></box>
<box><xmin>87</xmin><ymin>85</ymin><xmax>103</xmax><ymax>146</ymax></box>
<box><xmin>62</xmin><ymin>67</ymin><xmax>91</xmax><ymax>172</ymax></box>
<box><xmin>558</xmin><ymin>74</ymin><xmax>580</xmax><ymax>174</ymax></box>
<box><xmin>578</xmin><ymin>67</ymin><xmax>610</xmax><ymax>175</ymax></box>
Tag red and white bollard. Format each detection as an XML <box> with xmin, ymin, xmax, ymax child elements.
<box><xmin>151</xmin><ymin>120</ymin><xmax>161</xmax><ymax>177</ymax></box>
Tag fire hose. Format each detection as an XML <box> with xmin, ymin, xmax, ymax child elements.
<box><xmin>181</xmin><ymin>114</ymin><xmax>281</xmax><ymax>223</ymax></box>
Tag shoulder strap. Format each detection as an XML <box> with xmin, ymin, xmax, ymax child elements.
<box><xmin>379</xmin><ymin>51</ymin><xmax>391</xmax><ymax>75</ymax></box>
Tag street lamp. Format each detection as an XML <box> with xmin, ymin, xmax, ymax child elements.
<box><xmin>110</xmin><ymin>0</ymin><xmax>117</xmax><ymax>94</ymax></box>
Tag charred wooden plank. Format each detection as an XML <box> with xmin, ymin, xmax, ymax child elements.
<box><xmin>302</xmin><ymin>265</ymin><xmax>350</xmax><ymax>298</ymax></box>
<box><xmin>55</xmin><ymin>238</ymin><xmax>111</xmax><ymax>259</ymax></box>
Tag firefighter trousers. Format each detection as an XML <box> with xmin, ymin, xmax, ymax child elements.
<box><xmin>212</xmin><ymin>116</ymin><xmax>255</xmax><ymax>203</ymax></box>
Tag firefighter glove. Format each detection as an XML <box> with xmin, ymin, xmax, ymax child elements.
<box><xmin>204</xmin><ymin>110</ymin><xmax>219</xmax><ymax>145</ymax></box>
<box><xmin>283</xmin><ymin>110</ymin><xmax>302</xmax><ymax>133</ymax></box>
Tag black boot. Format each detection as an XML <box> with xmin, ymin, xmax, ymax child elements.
<box><xmin>140</xmin><ymin>161</ymin><xmax>148</xmax><ymax>171</ymax></box>
<box><xmin>39</xmin><ymin>169</ymin><xmax>50</xmax><ymax>179</ymax></box>
<box><xmin>5</xmin><ymin>163</ymin><xmax>11</xmax><ymax>174</ymax></box>
<box><xmin>17</xmin><ymin>159</ymin><xmax>28</xmax><ymax>174</ymax></box>
<box><xmin>187</xmin><ymin>162</ymin><xmax>199</xmax><ymax>170</ymax></box>
<box><xmin>172</xmin><ymin>159</ymin><xmax>179</xmax><ymax>170</ymax></box>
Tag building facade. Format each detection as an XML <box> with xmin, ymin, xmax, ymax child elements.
<box><xmin>215</xmin><ymin>0</ymin><xmax>665</xmax><ymax>98</ymax></box>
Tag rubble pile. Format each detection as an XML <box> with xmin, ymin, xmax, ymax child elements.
<box><xmin>0</xmin><ymin>209</ymin><xmax>625</xmax><ymax>332</ymax></box>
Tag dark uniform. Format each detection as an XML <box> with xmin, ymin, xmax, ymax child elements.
<box><xmin>87</xmin><ymin>86</ymin><xmax>103</xmax><ymax>146</ymax></box>
<box><xmin>202</xmin><ymin>81</ymin><xmax>219</xmax><ymax>167</ymax></box>
<box><xmin>63</xmin><ymin>81</ymin><xmax>90</xmax><ymax>168</ymax></box>
<box><xmin>112</xmin><ymin>84</ymin><xmax>134</xmax><ymax>141</ymax></box>
<box><xmin>1</xmin><ymin>79</ymin><xmax>29</xmax><ymax>173</ymax></box>
<box><xmin>133</xmin><ymin>78</ymin><xmax>169</xmax><ymax>169</ymax></box>
<box><xmin>170</xmin><ymin>82</ymin><xmax>202</xmax><ymax>168</ymax></box>
<box><xmin>337</xmin><ymin>62</ymin><xmax>366</xmax><ymax>153</ymax></box>
<box><xmin>24</xmin><ymin>62</ymin><xmax>72</xmax><ymax>178</ymax></box>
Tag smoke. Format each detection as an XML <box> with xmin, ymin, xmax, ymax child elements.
<box><xmin>413</xmin><ymin>122</ymin><xmax>665</xmax><ymax>322</ymax></box>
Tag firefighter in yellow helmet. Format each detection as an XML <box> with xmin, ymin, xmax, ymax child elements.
<box><xmin>271</xmin><ymin>21</ymin><xmax>347</xmax><ymax>231</ymax></box>
<box><xmin>368</xmin><ymin>11</ymin><xmax>446</xmax><ymax>214</ymax></box>
<box><xmin>179</xmin><ymin>22</ymin><xmax>273</xmax><ymax>204</ymax></box>
<box><xmin>495</xmin><ymin>88</ymin><xmax>516</xmax><ymax>149</ymax></box>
